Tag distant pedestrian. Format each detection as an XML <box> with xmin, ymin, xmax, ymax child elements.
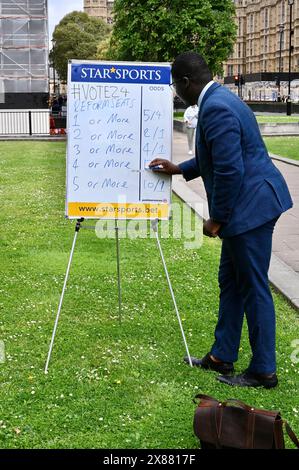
<box><xmin>51</xmin><ymin>99</ymin><xmax>60</xmax><ymax>114</ymax></box>
<box><xmin>58</xmin><ymin>95</ymin><xmax>64</xmax><ymax>109</ymax></box>
<box><xmin>183</xmin><ymin>104</ymin><xmax>198</xmax><ymax>155</ymax></box>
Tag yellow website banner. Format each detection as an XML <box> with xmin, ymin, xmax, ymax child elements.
<box><xmin>67</xmin><ymin>202</ymin><xmax>169</xmax><ymax>220</ymax></box>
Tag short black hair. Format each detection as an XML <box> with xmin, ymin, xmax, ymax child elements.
<box><xmin>172</xmin><ymin>51</ymin><xmax>212</xmax><ymax>84</ymax></box>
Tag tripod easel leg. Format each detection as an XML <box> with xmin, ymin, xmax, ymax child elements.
<box><xmin>115</xmin><ymin>219</ymin><xmax>122</xmax><ymax>323</ymax></box>
<box><xmin>151</xmin><ymin>219</ymin><xmax>193</xmax><ymax>367</ymax></box>
<box><xmin>44</xmin><ymin>219</ymin><xmax>83</xmax><ymax>374</ymax></box>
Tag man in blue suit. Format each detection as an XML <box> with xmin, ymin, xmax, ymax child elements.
<box><xmin>150</xmin><ymin>52</ymin><xmax>293</xmax><ymax>389</ymax></box>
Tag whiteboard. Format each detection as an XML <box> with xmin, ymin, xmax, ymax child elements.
<box><xmin>66</xmin><ymin>60</ymin><xmax>173</xmax><ymax>219</ymax></box>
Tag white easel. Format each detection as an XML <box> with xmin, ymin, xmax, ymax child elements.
<box><xmin>44</xmin><ymin>217</ymin><xmax>193</xmax><ymax>373</ymax></box>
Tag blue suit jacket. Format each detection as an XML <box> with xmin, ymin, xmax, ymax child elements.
<box><xmin>179</xmin><ymin>83</ymin><xmax>293</xmax><ymax>238</ymax></box>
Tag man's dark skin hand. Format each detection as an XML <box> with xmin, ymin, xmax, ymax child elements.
<box><xmin>203</xmin><ymin>219</ymin><xmax>221</xmax><ymax>238</ymax></box>
<box><xmin>149</xmin><ymin>158</ymin><xmax>222</xmax><ymax>237</ymax></box>
<box><xmin>149</xmin><ymin>157</ymin><xmax>182</xmax><ymax>175</ymax></box>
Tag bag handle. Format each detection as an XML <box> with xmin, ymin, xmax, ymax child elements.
<box><xmin>284</xmin><ymin>420</ymin><xmax>299</xmax><ymax>449</ymax></box>
<box><xmin>194</xmin><ymin>395</ymin><xmax>280</xmax><ymax>417</ymax></box>
<box><xmin>221</xmin><ymin>398</ymin><xmax>253</xmax><ymax>411</ymax></box>
<box><xmin>194</xmin><ymin>395</ymin><xmax>255</xmax><ymax>411</ymax></box>
<box><xmin>193</xmin><ymin>394</ymin><xmax>219</xmax><ymax>405</ymax></box>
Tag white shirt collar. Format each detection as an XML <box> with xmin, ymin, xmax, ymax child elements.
<box><xmin>197</xmin><ymin>80</ymin><xmax>215</xmax><ymax>110</ymax></box>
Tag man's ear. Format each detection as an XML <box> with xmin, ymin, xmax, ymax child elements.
<box><xmin>182</xmin><ymin>76</ymin><xmax>190</xmax><ymax>88</ymax></box>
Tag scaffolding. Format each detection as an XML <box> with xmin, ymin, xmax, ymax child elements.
<box><xmin>0</xmin><ymin>0</ymin><xmax>48</xmax><ymax>97</ymax></box>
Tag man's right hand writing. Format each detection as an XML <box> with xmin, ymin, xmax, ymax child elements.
<box><xmin>149</xmin><ymin>158</ymin><xmax>182</xmax><ymax>175</ymax></box>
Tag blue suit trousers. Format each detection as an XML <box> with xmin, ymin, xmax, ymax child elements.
<box><xmin>211</xmin><ymin>217</ymin><xmax>278</xmax><ymax>374</ymax></box>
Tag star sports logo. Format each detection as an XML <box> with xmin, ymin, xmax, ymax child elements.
<box><xmin>80</xmin><ymin>65</ymin><xmax>162</xmax><ymax>81</ymax></box>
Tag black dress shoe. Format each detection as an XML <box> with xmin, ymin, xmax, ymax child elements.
<box><xmin>217</xmin><ymin>370</ymin><xmax>278</xmax><ymax>389</ymax></box>
<box><xmin>184</xmin><ymin>353</ymin><xmax>234</xmax><ymax>375</ymax></box>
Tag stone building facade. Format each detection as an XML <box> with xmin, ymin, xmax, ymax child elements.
<box><xmin>224</xmin><ymin>0</ymin><xmax>299</xmax><ymax>101</ymax></box>
<box><xmin>84</xmin><ymin>0</ymin><xmax>114</xmax><ymax>24</ymax></box>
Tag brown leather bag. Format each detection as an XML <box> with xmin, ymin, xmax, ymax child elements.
<box><xmin>193</xmin><ymin>394</ymin><xmax>299</xmax><ymax>449</ymax></box>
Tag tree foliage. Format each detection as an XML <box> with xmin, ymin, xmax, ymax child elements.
<box><xmin>110</xmin><ymin>0</ymin><xmax>237</xmax><ymax>75</ymax></box>
<box><xmin>51</xmin><ymin>11</ymin><xmax>110</xmax><ymax>82</ymax></box>
<box><xmin>96</xmin><ymin>33</ymin><xmax>113</xmax><ymax>60</ymax></box>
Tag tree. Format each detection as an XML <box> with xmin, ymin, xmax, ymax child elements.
<box><xmin>97</xmin><ymin>34</ymin><xmax>113</xmax><ymax>61</ymax></box>
<box><xmin>51</xmin><ymin>11</ymin><xmax>110</xmax><ymax>82</ymax></box>
<box><xmin>110</xmin><ymin>0</ymin><xmax>237</xmax><ymax>75</ymax></box>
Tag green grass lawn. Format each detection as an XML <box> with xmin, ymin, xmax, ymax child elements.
<box><xmin>256</xmin><ymin>115</ymin><xmax>299</xmax><ymax>123</ymax></box>
<box><xmin>174</xmin><ymin>112</ymin><xmax>184</xmax><ymax>120</ymax></box>
<box><xmin>174</xmin><ymin>112</ymin><xmax>299</xmax><ymax>124</ymax></box>
<box><xmin>173</xmin><ymin>112</ymin><xmax>299</xmax><ymax>162</ymax></box>
<box><xmin>264</xmin><ymin>137</ymin><xmax>299</xmax><ymax>161</ymax></box>
<box><xmin>0</xmin><ymin>141</ymin><xmax>299</xmax><ymax>449</ymax></box>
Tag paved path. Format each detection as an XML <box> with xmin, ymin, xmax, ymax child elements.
<box><xmin>172</xmin><ymin>130</ymin><xmax>299</xmax><ymax>308</ymax></box>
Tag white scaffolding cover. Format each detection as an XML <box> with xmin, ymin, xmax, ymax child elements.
<box><xmin>0</xmin><ymin>0</ymin><xmax>49</xmax><ymax>93</ymax></box>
